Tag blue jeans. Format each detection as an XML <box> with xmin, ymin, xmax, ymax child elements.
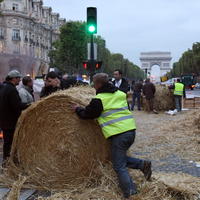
<box><xmin>175</xmin><ymin>95</ymin><xmax>182</xmax><ymax>112</ymax></box>
<box><xmin>110</xmin><ymin>130</ymin><xmax>144</xmax><ymax>198</ymax></box>
<box><xmin>131</xmin><ymin>93</ymin><xmax>141</xmax><ymax>110</ymax></box>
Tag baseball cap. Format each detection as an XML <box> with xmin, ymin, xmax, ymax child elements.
<box><xmin>7</xmin><ymin>70</ymin><xmax>22</xmax><ymax>78</ymax></box>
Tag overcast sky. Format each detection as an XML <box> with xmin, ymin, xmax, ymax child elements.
<box><xmin>44</xmin><ymin>0</ymin><xmax>200</xmax><ymax>68</ymax></box>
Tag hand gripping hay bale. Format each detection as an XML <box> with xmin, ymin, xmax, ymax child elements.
<box><xmin>143</xmin><ymin>85</ymin><xmax>175</xmax><ymax>111</ymax></box>
<box><xmin>7</xmin><ymin>86</ymin><xmax>110</xmax><ymax>190</ymax></box>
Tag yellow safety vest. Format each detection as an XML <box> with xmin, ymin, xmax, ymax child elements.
<box><xmin>95</xmin><ymin>90</ymin><xmax>136</xmax><ymax>139</ymax></box>
<box><xmin>174</xmin><ymin>83</ymin><xmax>184</xmax><ymax>96</ymax></box>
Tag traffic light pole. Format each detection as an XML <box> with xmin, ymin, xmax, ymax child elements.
<box><xmin>90</xmin><ymin>34</ymin><xmax>95</xmax><ymax>83</ymax></box>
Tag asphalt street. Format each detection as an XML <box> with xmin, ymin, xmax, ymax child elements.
<box><xmin>186</xmin><ymin>88</ymin><xmax>200</xmax><ymax>98</ymax></box>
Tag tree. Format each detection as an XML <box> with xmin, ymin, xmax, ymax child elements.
<box><xmin>170</xmin><ymin>42</ymin><xmax>200</xmax><ymax>77</ymax></box>
<box><xmin>50</xmin><ymin>21</ymin><xmax>87</xmax><ymax>74</ymax></box>
<box><xmin>0</xmin><ymin>0</ymin><xmax>4</xmax><ymax>14</ymax></box>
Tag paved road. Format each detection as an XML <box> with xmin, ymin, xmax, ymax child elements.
<box><xmin>186</xmin><ymin>88</ymin><xmax>200</xmax><ymax>98</ymax></box>
<box><xmin>133</xmin><ymin>110</ymin><xmax>200</xmax><ymax>178</ymax></box>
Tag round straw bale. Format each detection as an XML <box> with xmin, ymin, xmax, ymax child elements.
<box><xmin>143</xmin><ymin>85</ymin><xmax>175</xmax><ymax>111</ymax></box>
<box><xmin>194</xmin><ymin>113</ymin><xmax>200</xmax><ymax>130</ymax></box>
<box><xmin>8</xmin><ymin>86</ymin><xmax>110</xmax><ymax>189</ymax></box>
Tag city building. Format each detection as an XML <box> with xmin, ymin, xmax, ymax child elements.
<box><xmin>0</xmin><ymin>0</ymin><xmax>66</xmax><ymax>81</ymax></box>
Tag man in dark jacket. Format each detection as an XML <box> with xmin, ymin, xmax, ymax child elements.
<box><xmin>73</xmin><ymin>73</ymin><xmax>152</xmax><ymax>199</ymax></box>
<box><xmin>112</xmin><ymin>69</ymin><xmax>129</xmax><ymax>94</ymax></box>
<box><xmin>143</xmin><ymin>78</ymin><xmax>157</xmax><ymax>113</ymax></box>
<box><xmin>40</xmin><ymin>71</ymin><xmax>61</xmax><ymax>98</ymax></box>
<box><xmin>0</xmin><ymin>82</ymin><xmax>3</xmax><ymax>90</ymax></box>
<box><xmin>131</xmin><ymin>79</ymin><xmax>143</xmax><ymax>111</ymax></box>
<box><xmin>0</xmin><ymin>70</ymin><xmax>28</xmax><ymax>162</ymax></box>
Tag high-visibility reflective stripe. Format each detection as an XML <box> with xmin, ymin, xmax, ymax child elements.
<box><xmin>100</xmin><ymin>115</ymin><xmax>133</xmax><ymax>128</ymax></box>
<box><xmin>174</xmin><ymin>91</ymin><xmax>183</xmax><ymax>94</ymax></box>
<box><xmin>101</xmin><ymin>106</ymin><xmax>129</xmax><ymax>117</ymax></box>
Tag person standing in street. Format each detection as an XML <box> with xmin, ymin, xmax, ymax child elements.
<box><xmin>73</xmin><ymin>73</ymin><xmax>152</xmax><ymax>199</ymax></box>
<box><xmin>143</xmin><ymin>78</ymin><xmax>157</xmax><ymax>113</ymax></box>
<box><xmin>131</xmin><ymin>79</ymin><xmax>143</xmax><ymax>111</ymax></box>
<box><xmin>169</xmin><ymin>79</ymin><xmax>185</xmax><ymax>112</ymax></box>
<box><xmin>0</xmin><ymin>70</ymin><xmax>29</xmax><ymax>163</ymax></box>
<box><xmin>18</xmin><ymin>76</ymin><xmax>34</xmax><ymax>104</ymax></box>
<box><xmin>0</xmin><ymin>82</ymin><xmax>3</xmax><ymax>90</ymax></box>
<box><xmin>112</xmin><ymin>69</ymin><xmax>129</xmax><ymax>94</ymax></box>
<box><xmin>40</xmin><ymin>71</ymin><xmax>61</xmax><ymax>98</ymax></box>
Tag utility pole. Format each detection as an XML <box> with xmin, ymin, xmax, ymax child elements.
<box><xmin>82</xmin><ymin>7</ymin><xmax>102</xmax><ymax>82</ymax></box>
<box><xmin>90</xmin><ymin>33</ymin><xmax>95</xmax><ymax>83</ymax></box>
<box><xmin>87</xmin><ymin>7</ymin><xmax>97</xmax><ymax>83</ymax></box>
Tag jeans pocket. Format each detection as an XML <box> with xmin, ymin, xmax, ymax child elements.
<box><xmin>128</xmin><ymin>132</ymin><xmax>135</xmax><ymax>146</ymax></box>
<box><xmin>121</xmin><ymin>131</ymin><xmax>135</xmax><ymax>149</ymax></box>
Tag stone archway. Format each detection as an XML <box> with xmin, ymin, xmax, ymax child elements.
<box><xmin>151</xmin><ymin>64</ymin><xmax>161</xmax><ymax>82</ymax></box>
<box><xmin>140</xmin><ymin>52</ymin><xmax>172</xmax><ymax>78</ymax></box>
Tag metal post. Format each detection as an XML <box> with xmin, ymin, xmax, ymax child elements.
<box><xmin>90</xmin><ymin>34</ymin><xmax>95</xmax><ymax>83</ymax></box>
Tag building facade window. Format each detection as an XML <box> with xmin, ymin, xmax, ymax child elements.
<box><xmin>12</xmin><ymin>18</ymin><xmax>19</xmax><ymax>25</ymax></box>
<box><xmin>12</xmin><ymin>29</ymin><xmax>21</xmax><ymax>41</ymax></box>
<box><xmin>0</xmin><ymin>28</ymin><xmax>4</xmax><ymax>40</ymax></box>
<box><xmin>13</xmin><ymin>43</ymin><xmax>20</xmax><ymax>54</ymax></box>
<box><xmin>12</xmin><ymin>3</ymin><xmax>19</xmax><ymax>11</ymax></box>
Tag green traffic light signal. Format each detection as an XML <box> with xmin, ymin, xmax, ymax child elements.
<box><xmin>87</xmin><ymin>7</ymin><xmax>97</xmax><ymax>34</ymax></box>
<box><xmin>88</xmin><ymin>25</ymin><xmax>96</xmax><ymax>33</ymax></box>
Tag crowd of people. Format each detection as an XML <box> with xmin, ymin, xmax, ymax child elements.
<box><xmin>0</xmin><ymin>68</ymin><xmax>186</xmax><ymax>199</ymax></box>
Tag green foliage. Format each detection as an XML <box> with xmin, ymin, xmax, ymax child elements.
<box><xmin>169</xmin><ymin>42</ymin><xmax>200</xmax><ymax>78</ymax></box>
<box><xmin>0</xmin><ymin>0</ymin><xmax>4</xmax><ymax>14</ymax></box>
<box><xmin>49</xmin><ymin>21</ymin><xmax>144</xmax><ymax>80</ymax></box>
<box><xmin>50</xmin><ymin>21</ymin><xmax>87</xmax><ymax>74</ymax></box>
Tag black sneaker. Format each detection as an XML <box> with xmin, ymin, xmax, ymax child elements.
<box><xmin>123</xmin><ymin>190</ymin><xmax>137</xmax><ymax>199</ymax></box>
<box><xmin>130</xmin><ymin>190</ymin><xmax>137</xmax><ymax>195</ymax></box>
<box><xmin>141</xmin><ymin>160</ymin><xmax>152</xmax><ymax>181</ymax></box>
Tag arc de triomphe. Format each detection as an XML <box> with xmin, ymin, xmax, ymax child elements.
<box><xmin>140</xmin><ymin>52</ymin><xmax>172</xmax><ymax>76</ymax></box>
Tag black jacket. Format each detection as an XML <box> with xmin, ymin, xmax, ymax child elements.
<box><xmin>112</xmin><ymin>78</ymin><xmax>129</xmax><ymax>94</ymax></box>
<box><xmin>143</xmin><ymin>82</ymin><xmax>156</xmax><ymax>99</ymax></box>
<box><xmin>132</xmin><ymin>82</ymin><xmax>143</xmax><ymax>93</ymax></box>
<box><xmin>0</xmin><ymin>83</ymin><xmax>4</xmax><ymax>90</ymax></box>
<box><xmin>40</xmin><ymin>86</ymin><xmax>61</xmax><ymax>98</ymax></box>
<box><xmin>0</xmin><ymin>82</ymin><xmax>28</xmax><ymax>129</ymax></box>
<box><xmin>76</xmin><ymin>83</ymin><xmax>118</xmax><ymax>119</ymax></box>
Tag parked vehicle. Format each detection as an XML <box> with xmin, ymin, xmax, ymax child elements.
<box><xmin>195</xmin><ymin>83</ymin><xmax>200</xmax><ymax>89</ymax></box>
<box><xmin>181</xmin><ymin>74</ymin><xmax>196</xmax><ymax>90</ymax></box>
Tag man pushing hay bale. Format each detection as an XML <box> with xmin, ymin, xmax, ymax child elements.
<box><xmin>6</xmin><ymin>86</ymin><xmax>110</xmax><ymax>190</ymax></box>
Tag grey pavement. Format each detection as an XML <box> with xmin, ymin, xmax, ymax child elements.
<box><xmin>186</xmin><ymin>88</ymin><xmax>200</xmax><ymax>98</ymax></box>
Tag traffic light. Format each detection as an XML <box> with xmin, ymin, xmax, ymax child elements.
<box><xmin>87</xmin><ymin>7</ymin><xmax>97</xmax><ymax>34</ymax></box>
<box><xmin>83</xmin><ymin>61</ymin><xmax>102</xmax><ymax>70</ymax></box>
<box><xmin>82</xmin><ymin>61</ymin><xmax>88</xmax><ymax>69</ymax></box>
<box><xmin>95</xmin><ymin>61</ymin><xmax>102</xmax><ymax>69</ymax></box>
